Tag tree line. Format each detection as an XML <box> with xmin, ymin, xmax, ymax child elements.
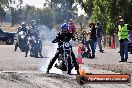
<box><xmin>77</xmin><ymin>0</ymin><xmax>132</xmax><ymax>34</ymax></box>
<box><xmin>0</xmin><ymin>0</ymin><xmax>132</xmax><ymax>34</ymax></box>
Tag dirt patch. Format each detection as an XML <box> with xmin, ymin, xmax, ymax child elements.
<box><xmin>0</xmin><ymin>72</ymin><xmax>83</xmax><ymax>88</ymax></box>
<box><xmin>0</xmin><ymin>23</ymin><xmax>18</xmax><ymax>32</ymax></box>
<box><xmin>87</xmin><ymin>64</ymin><xmax>132</xmax><ymax>74</ymax></box>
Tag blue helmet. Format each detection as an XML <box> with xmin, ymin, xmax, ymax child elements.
<box><xmin>61</xmin><ymin>23</ymin><xmax>68</xmax><ymax>30</ymax></box>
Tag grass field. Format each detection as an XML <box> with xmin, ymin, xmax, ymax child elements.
<box><xmin>0</xmin><ymin>22</ymin><xmax>19</xmax><ymax>32</ymax></box>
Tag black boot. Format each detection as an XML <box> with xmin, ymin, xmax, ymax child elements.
<box><xmin>90</xmin><ymin>55</ymin><xmax>95</xmax><ymax>59</ymax></box>
<box><xmin>119</xmin><ymin>59</ymin><xmax>124</xmax><ymax>62</ymax></box>
<box><xmin>46</xmin><ymin>70</ymin><xmax>49</xmax><ymax>73</ymax></box>
<box><xmin>99</xmin><ymin>50</ymin><xmax>104</xmax><ymax>52</ymax></box>
<box><xmin>67</xmin><ymin>71</ymin><xmax>71</xmax><ymax>75</ymax></box>
<box><xmin>124</xmin><ymin>59</ymin><xmax>127</xmax><ymax>62</ymax></box>
<box><xmin>39</xmin><ymin>53</ymin><xmax>43</xmax><ymax>58</ymax></box>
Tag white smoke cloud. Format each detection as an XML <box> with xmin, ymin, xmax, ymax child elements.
<box><xmin>38</xmin><ymin>25</ymin><xmax>77</xmax><ymax>74</ymax></box>
<box><xmin>38</xmin><ymin>25</ymin><xmax>63</xmax><ymax>74</ymax></box>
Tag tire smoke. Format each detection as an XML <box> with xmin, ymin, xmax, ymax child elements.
<box><xmin>38</xmin><ymin>25</ymin><xmax>62</xmax><ymax>74</ymax></box>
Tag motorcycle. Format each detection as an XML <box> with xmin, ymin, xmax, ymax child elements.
<box><xmin>28</xmin><ymin>36</ymin><xmax>43</xmax><ymax>58</ymax></box>
<box><xmin>54</xmin><ymin>40</ymin><xmax>74</xmax><ymax>73</ymax></box>
<box><xmin>128</xmin><ymin>33</ymin><xmax>132</xmax><ymax>54</ymax></box>
<box><xmin>18</xmin><ymin>31</ymin><xmax>27</xmax><ymax>52</ymax></box>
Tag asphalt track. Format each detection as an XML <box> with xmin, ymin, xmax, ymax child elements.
<box><xmin>0</xmin><ymin>45</ymin><xmax>132</xmax><ymax>88</ymax></box>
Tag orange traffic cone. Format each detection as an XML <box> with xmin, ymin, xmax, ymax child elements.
<box><xmin>76</xmin><ymin>44</ymin><xmax>82</xmax><ymax>64</ymax></box>
<box><xmin>79</xmin><ymin>66</ymin><xmax>86</xmax><ymax>76</ymax></box>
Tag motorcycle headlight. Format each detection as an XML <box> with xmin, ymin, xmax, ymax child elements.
<box><xmin>19</xmin><ymin>31</ymin><xmax>23</xmax><ymax>35</ymax></box>
<box><xmin>59</xmin><ymin>60</ymin><xmax>63</xmax><ymax>65</ymax></box>
<box><xmin>64</xmin><ymin>42</ymin><xmax>70</xmax><ymax>47</ymax></box>
<box><xmin>21</xmin><ymin>35</ymin><xmax>25</xmax><ymax>39</ymax></box>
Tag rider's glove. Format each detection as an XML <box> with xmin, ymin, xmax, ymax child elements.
<box><xmin>52</xmin><ymin>39</ymin><xmax>57</xmax><ymax>43</ymax></box>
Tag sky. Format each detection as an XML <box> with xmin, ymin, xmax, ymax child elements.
<box><xmin>22</xmin><ymin>0</ymin><xmax>45</xmax><ymax>8</ymax></box>
<box><xmin>22</xmin><ymin>0</ymin><xmax>86</xmax><ymax>16</ymax></box>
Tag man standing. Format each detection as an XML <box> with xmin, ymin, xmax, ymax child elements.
<box><xmin>95</xmin><ymin>21</ymin><xmax>104</xmax><ymax>52</ymax></box>
<box><xmin>68</xmin><ymin>19</ymin><xmax>78</xmax><ymax>38</ymax></box>
<box><xmin>68</xmin><ymin>19</ymin><xmax>76</xmax><ymax>33</ymax></box>
<box><xmin>118</xmin><ymin>19</ymin><xmax>132</xmax><ymax>62</ymax></box>
<box><xmin>85</xmin><ymin>22</ymin><xmax>97</xmax><ymax>58</ymax></box>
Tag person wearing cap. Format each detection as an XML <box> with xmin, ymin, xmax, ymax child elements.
<box><xmin>68</xmin><ymin>19</ymin><xmax>78</xmax><ymax>38</ymax></box>
<box><xmin>95</xmin><ymin>21</ymin><xmax>104</xmax><ymax>52</ymax></box>
<box><xmin>68</xmin><ymin>19</ymin><xmax>76</xmax><ymax>33</ymax></box>
<box><xmin>118</xmin><ymin>19</ymin><xmax>132</xmax><ymax>62</ymax></box>
<box><xmin>85</xmin><ymin>22</ymin><xmax>97</xmax><ymax>58</ymax></box>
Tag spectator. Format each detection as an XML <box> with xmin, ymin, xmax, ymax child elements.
<box><xmin>95</xmin><ymin>21</ymin><xmax>104</xmax><ymax>52</ymax></box>
<box><xmin>85</xmin><ymin>22</ymin><xmax>97</xmax><ymax>58</ymax></box>
<box><xmin>68</xmin><ymin>19</ymin><xmax>78</xmax><ymax>38</ymax></box>
<box><xmin>68</xmin><ymin>19</ymin><xmax>76</xmax><ymax>33</ymax></box>
<box><xmin>118</xmin><ymin>19</ymin><xmax>132</xmax><ymax>62</ymax></box>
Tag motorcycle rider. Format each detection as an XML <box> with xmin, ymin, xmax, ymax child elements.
<box><xmin>28</xmin><ymin>20</ymin><xmax>39</xmax><ymax>38</ymax></box>
<box><xmin>14</xmin><ymin>22</ymin><xmax>28</xmax><ymax>51</ymax></box>
<box><xmin>46</xmin><ymin>23</ymin><xmax>80</xmax><ymax>75</ymax></box>
<box><xmin>25</xmin><ymin>20</ymin><xmax>43</xmax><ymax>57</ymax></box>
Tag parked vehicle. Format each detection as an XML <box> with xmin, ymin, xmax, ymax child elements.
<box><xmin>0</xmin><ymin>28</ymin><xmax>16</xmax><ymax>45</ymax></box>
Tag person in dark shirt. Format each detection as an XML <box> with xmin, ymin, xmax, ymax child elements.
<box><xmin>95</xmin><ymin>21</ymin><xmax>104</xmax><ymax>52</ymax></box>
<box><xmin>46</xmin><ymin>23</ymin><xmax>80</xmax><ymax>74</ymax></box>
<box><xmin>85</xmin><ymin>22</ymin><xmax>97</xmax><ymax>58</ymax></box>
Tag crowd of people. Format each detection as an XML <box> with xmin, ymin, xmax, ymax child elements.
<box><xmin>14</xmin><ymin>17</ymin><xmax>132</xmax><ymax>74</ymax></box>
<box><xmin>14</xmin><ymin>20</ymin><xmax>43</xmax><ymax>58</ymax></box>
<box><xmin>78</xmin><ymin>17</ymin><xmax>132</xmax><ymax>62</ymax></box>
<box><xmin>46</xmin><ymin>19</ymin><xmax>108</xmax><ymax>74</ymax></box>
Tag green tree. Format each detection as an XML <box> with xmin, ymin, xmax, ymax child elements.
<box><xmin>76</xmin><ymin>0</ymin><xmax>132</xmax><ymax>34</ymax></box>
<box><xmin>21</xmin><ymin>5</ymin><xmax>53</xmax><ymax>28</ymax></box>
<box><xmin>0</xmin><ymin>5</ymin><xmax>6</xmax><ymax>23</ymax></box>
<box><xmin>0</xmin><ymin>0</ymin><xmax>9</xmax><ymax>23</ymax></box>
<box><xmin>51</xmin><ymin>0</ymin><xmax>75</xmax><ymax>23</ymax></box>
<box><xmin>9</xmin><ymin>0</ymin><xmax>23</xmax><ymax>26</ymax></box>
